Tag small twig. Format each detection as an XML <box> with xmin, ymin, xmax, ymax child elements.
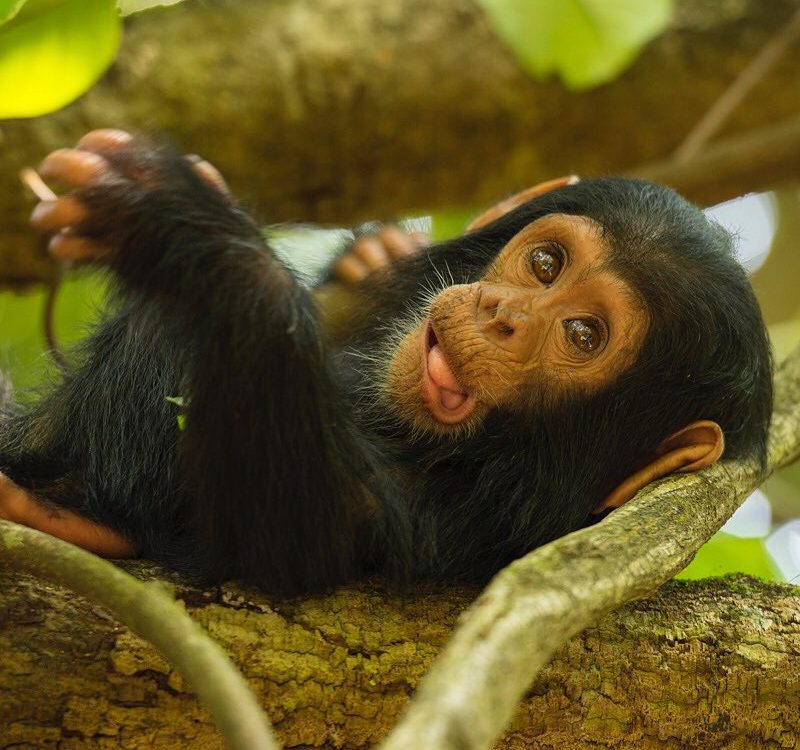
<box><xmin>673</xmin><ymin>5</ymin><xmax>800</xmax><ymax>163</ymax></box>
<box><xmin>42</xmin><ymin>262</ymin><xmax>67</xmax><ymax>371</ymax></box>
<box><xmin>20</xmin><ymin>167</ymin><xmax>67</xmax><ymax>367</ymax></box>
<box><xmin>631</xmin><ymin>114</ymin><xmax>800</xmax><ymax>206</ymax></box>
<box><xmin>20</xmin><ymin>167</ymin><xmax>57</xmax><ymax>201</ymax></box>
<box><xmin>0</xmin><ymin>521</ymin><xmax>280</xmax><ymax>750</ymax></box>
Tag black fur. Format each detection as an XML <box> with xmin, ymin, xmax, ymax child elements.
<box><xmin>0</xmin><ymin>141</ymin><xmax>773</xmax><ymax>595</ymax></box>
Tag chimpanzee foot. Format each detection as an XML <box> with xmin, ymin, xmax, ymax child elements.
<box><xmin>0</xmin><ymin>472</ymin><xmax>136</xmax><ymax>557</ymax></box>
<box><xmin>332</xmin><ymin>225</ymin><xmax>429</xmax><ymax>286</ymax></box>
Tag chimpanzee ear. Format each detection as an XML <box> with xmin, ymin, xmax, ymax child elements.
<box><xmin>594</xmin><ymin>420</ymin><xmax>725</xmax><ymax>513</ymax></box>
<box><xmin>466</xmin><ymin>175</ymin><xmax>580</xmax><ymax>231</ymax></box>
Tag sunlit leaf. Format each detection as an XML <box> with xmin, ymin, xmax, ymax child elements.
<box><xmin>430</xmin><ymin>209</ymin><xmax>474</xmax><ymax>241</ymax></box>
<box><xmin>475</xmin><ymin>0</ymin><xmax>674</xmax><ymax>89</ymax></box>
<box><xmin>676</xmin><ymin>532</ymin><xmax>781</xmax><ymax>582</ymax></box>
<box><xmin>165</xmin><ymin>395</ymin><xmax>188</xmax><ymax>430</ymax></box>
<box><xmin>0</xmin><ymin>0</ymin><xmax>27</xmax><ymax>25</ymax></box>
<box><xmin>117</xmin><ymin>0</ymin><xmax>182</xmax><ymax>17</ymax></box>
<box><xmin>0</xmin><ymin>272</ymin><xmax>107</xmax><ymax>392</ymax></box>
<box><xmin>0</xmin><ymin>0</ymin><xmax>121</xmax><ymax>118</ymax></box>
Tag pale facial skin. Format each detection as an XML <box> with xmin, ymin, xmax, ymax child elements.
<box><xmin>386</xmin><ymin>214</ymin><xmax>648</xmax><ymax>434</ymax></box>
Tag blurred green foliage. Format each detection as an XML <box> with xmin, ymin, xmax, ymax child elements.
<box><xmin>0</xmin><ymin>0</ymin><xmax>120</xmax><ymax>118</ymax></box>
<box><xmin>677</xmin><ymin>533</ymin><xmax>780</xmax><ymax>582</ymax></box>
<box><xmin>475</xmin><ymin>0</ymin><xmax>673</xmax><ymax>89</ymax></box>
<box><xmin>0</xmin><ymin>0</ymin><xmax>186</xmax><ymax>119</ymax></box>
<box><xmin>117</xmin><ymin>0</ymin><xmax>182</xmax><ymax>15</ymax></box>
<box><xmin>0</xmin><ymin>0</ymin><xmax>672</xmax><ymax>120</ymax></box>
<box><xmin>0</xmin><ymin>272</ymin><xmax>106</xmax><ymax>393</ymax></box>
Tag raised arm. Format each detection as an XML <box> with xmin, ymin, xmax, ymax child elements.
<box><xmin>5</xmin><ymin>131</ymin><xmax>372</xmax><ymax>595</ymax></box>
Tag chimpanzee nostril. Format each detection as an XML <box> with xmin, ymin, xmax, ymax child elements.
<box><xmin>496</xmin><ymin>321</ymin><xmax>514</xmax><ymax>337</ymax></box>
<box><xmin>477</xmin><ymin>284</ymin><xmax>528</xmax><ymax>341</ymax></box>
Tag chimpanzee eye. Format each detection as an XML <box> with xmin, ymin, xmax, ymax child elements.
<box><xmin>529</xmin><ymin>247</ymin><xmax>563</xmax><ymax>284</ymax></box>
<box><xmin>564</xmin><ymin>319</ymin><xmax>604</xmax><ymax>354</ymax></box>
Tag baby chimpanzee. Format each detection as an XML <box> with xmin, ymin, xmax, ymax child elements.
<box><xmin>0</xmin><ymin>131</ymin><xmax>771</xmax><ymax>595</ymax></box>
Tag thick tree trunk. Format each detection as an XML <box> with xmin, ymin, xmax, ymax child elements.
<box><xmin>1</xmin><ymin>0</ymin><xmax>800</xmax><ymax>285</ymax></box>
<box><xmin>0</xmin><ymin>567</ymin><xmax>798</xmax><ymax>749</ymax></box>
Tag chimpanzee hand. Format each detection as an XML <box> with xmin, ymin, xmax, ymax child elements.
<box><xmin>29</xmin><ymin>129</ymin><xmax>231</xmax><ymax>263</ymax></box>
<box><xmin>332</xmin><ymin>225</ymin><xmax>429</xmax><ymax>286</ymax></box>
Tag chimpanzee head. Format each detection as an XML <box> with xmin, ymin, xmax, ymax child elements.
<box><xmin>361</xmin><ymin>178</ymin><xmax>772</xmax><ymax>581</ymax></box>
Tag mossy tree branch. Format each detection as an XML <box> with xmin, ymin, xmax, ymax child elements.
<box><xmin>378</xmin><ymin>344</ymin><xmax>800</xmax><ymax>750</ymax></box>
<box><xmin>2</xmin><ymin>0</ymin><xmax>800</xmax><ymax>286</ymax></box>
<box><xmin>0</xmin><ymin>520</ymin><xmax>277</xmax><ymax>750</ymax></box>
<box><xmin>1</xmin><ymin>348</ymin><xmax>797</xmax><ymax>747</ymax></box>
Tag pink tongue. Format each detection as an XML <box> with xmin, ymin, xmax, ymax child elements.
<box><xmin>440</xmin><ymin>389</ymin><xmax>468</xmax><ymax>410</ymax></box>
<box><xmin>428</xmin><ymin>344</ymin><xmax>468</xmax><ymax>410</ymax></box>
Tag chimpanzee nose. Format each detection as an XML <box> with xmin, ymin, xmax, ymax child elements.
<box><xmin>477</xmin><ymin>283</ymin><xmax>538</xmax><ymax>353</ymax></box>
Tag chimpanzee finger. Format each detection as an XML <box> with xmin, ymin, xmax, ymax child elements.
<box><xmin>76</xmin><ymin>129</ymin><xmax>134</xmax><ymax>154</ymax></box>
<box><xmin>30</xmin><ymin>196</ymin><xmax>88</xmax><ymax>234</ymax></box>
<box><xmin>48</xmin><ymin>232</ymin><xmax>110</xmax><ymax>262</ymax></box>
<box><xmin>352</xmin><ymin>236</ymin><xmax>392</xmax><ymax>272</ymax></box>
<box><xmin>334</xmin><ymin>254</ymin><xmax>370</xmax><ymax>284</ymax></box>
<box><xmin>185</xmin><ymin>155</ymin><xmax>231</xmax><ymax>195</ymax></box>
<box><xmin>39</xmin><ymin>149</ymin><xmax>110</xmax><ymax>189</ymax></box>
<box><xmin>377</xmin><ymin>226</ymin><xmax>425</xmax><ymax>260</ymax></box>
<box><xmin>76</xmin><ymin>130</ymin><xmax>153</xmax><ymax>183</ymax></box>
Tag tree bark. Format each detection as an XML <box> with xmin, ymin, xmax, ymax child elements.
<box><xmin>376</xmin><ymin>345</ymin><xmax>800</xmax><ymax>750</ymax></box>
<box><xmin>1</xmin><ymin>0</ymin><xmax>800</xmax><ymax>285</ymax></box>
<box><xmin>0</xmin><ymin>568</ymin><xmax>798</xmax><ymax>749</ymax></box>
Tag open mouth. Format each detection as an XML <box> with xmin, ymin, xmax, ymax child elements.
<box><xmin>421</xmin><ymin>321</ymin><xmax>477</xmax><ymax>424</ymax></box>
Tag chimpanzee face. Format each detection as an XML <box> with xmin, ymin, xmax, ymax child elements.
<box><xmin>385</xmin><ymin>213</ymin><xmax>646</xmax><ymax>434</ymax></box>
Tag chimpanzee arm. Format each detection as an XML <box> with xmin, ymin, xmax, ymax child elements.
<box><xmin>10</xmin><ymin>132</ymin><xmax>372</xmax><ymax>595</ymax></box>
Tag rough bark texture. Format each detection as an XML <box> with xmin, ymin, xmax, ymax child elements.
<box><xmin>374</xmin><ymin>346</ymin><xmax>800</xmax><ymax>750</ymax></box>
<box><xmin>2</xmin><ymin>0</ymin><xmax>800</xmax><ymax>285</ymax></box>
<box><xmin>0</xmin><ymin>345</ymin><xmax>797</xmax><ymax>748</ymax></box>
<box><xmin>0</xmin><ymin>569</ymin><xmax>798</xmax><ymax>750</ymax></box>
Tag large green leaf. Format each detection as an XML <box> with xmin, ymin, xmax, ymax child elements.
<box><xmin>117</xmin><ymin>0</ymin><xmax>183</xmax><ymax>17</ymax></box>
<box><xmin>0</xmin><ymin>0</ymin><xmax>121</xmax><ymax>118</ymax></box>
<box><xmin>676</xmin><ymin>532</ymin><xmax>781</xmax><ymax>583</ymax></box>
<box><xmin>0</xmin><ymin>0</ymin><xmax>27</xmax><ymax>25</ymax></box>
<box><xmin>475</xmin><ymin>0</ymin><xmax>673</xmax><ymax>90</ymax></box>
<box><xmin>0</xmin><ymin>272</ymin><xmax>107</xmax><ymax>392</ymax></box>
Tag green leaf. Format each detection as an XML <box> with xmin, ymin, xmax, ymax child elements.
<box><xmin>0</xmin><ymin>0</ymin><xmax>121</xmax><ymax>118</ymax></box>
<box><xmin>166</xmin><ymin>395</ymin><xmax>187</xmax><ymax>430</ymax></box>
<box><xmin>475</xmin><ymin>0</ymin><xmax>673</xmax><ymax>90</ymax></box>
<box><xmin>117</xmin><ymin>0</ymin><xmax>183</xmax><ymax>17</ymax></box>
<box><xmin>0</xmin><ymin>0</ymin><xmax>27</xmax><ymax>25</ymax></box>
<box><xmin>429</xmin><ymin>209</ymin><xmax>475</xmax><ymax>242</ymax></box>
<box><xmin>676</xmin><ymin>532</ymin><xmax>782</xmax><ymax>583</ymax></box>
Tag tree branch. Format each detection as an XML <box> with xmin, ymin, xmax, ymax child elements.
<box><xmin>3</xmin><ymin>0</ymin><xmax>800</xmax><ymax>286</ymax></box>
<box><xmin>378</xmin><ymin>344</ymin><xmax>800</xmax><ymax>750</ymax></box>
<box><xmin>0</xmin><ymin>520</ymin><xmax>278</xmax><ymax>750</ymax></box>
<box><xmin>1</xmin><ymin>348</ymin><xmax>798</xmax><ymax>746</ymax></box>
<box><xmin>3</xmin><ymin>568</ymin><xmax>800</xmax><ymax>746</ymax></box>
<box><xmin>672</xmin><ymin>4</ymin><xmax>800</xmax><ymax>163</ymax></box>
<box><xmin>633</xmin><ymin>115</ymin><xmax>800</xmax><ymax>207</ymax></box>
